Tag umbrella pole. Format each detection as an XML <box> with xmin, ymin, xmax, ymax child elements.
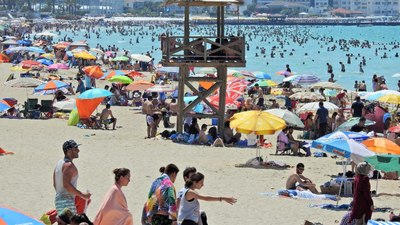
<box><xmin>375</xmin><ymin>170</ymin><xmax>379</xmax><ymax>195</ymax></box>
<box><xmin>336</xmin><ymin>158</ymin><xmax>346</xmax><ymax>206</ymax></box>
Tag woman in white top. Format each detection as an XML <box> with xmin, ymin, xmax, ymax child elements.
<box><xmin>178</xmin><ymin>172</ymin><xmax>237</xmax><ymax>225</ymax></box>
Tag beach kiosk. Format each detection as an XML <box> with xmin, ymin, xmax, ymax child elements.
<box><xmin>161</xmin><ymin>0</ymin><xmax>246</xmax><ymax>134</ymax></box>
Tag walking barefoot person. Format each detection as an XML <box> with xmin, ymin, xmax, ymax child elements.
<box><xmin>178</xmin><ymin>172</ymin><xmax>237</xmax><ymax>225</ymax></box>
<box><xmin>94</xmin><ymin>168</ymin><xmax>133</xmax><ymax>225</ymax></box>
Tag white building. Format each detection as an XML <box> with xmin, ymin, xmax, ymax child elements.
<box><xmin>333</xmin><ymin>0</ymin><xmax>399</xmax><ymax>16</ymax></box>
<box><xmin>312</xmin><ymin>0</ymin><xmax>329</xmax><ymax>13</ymax></box>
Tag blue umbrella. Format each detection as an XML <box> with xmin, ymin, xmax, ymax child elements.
<box><xmin>320</xmin><ymin>131</ymin><xmax>370</xmax><ymax>142</ymax></box>
<box><xmin>78</xmin><ymin>88</ymin><xmax>113</xmax><ymax>99</ymax></box>
<box><xmin>0</xmin><ymin>205</ymin><xmax>45</xmax><ymax>225</ymax></box>
<box><xmin>0</xmin><ymin>100</ymin><xmax>11</xmax><ymax>112</ymax></box>
<box><xmin>34</xmin><ymin>80</ymin><xmax>69</xmax><ymax>93</ymax></box>
<box><xmin>17</xmin><ymin>40</ymin><xmax>32</xmax><ymax>46</ymax></box>
<box><xmin>365</xmin><ymin>90</ymin><xmax>400</xmax><ymax>101</ymax></box>
<box><xmin>283</xmin><ymin>74</ymin><xmax>320</xmax><ymax>85</ymax></box>
<box><xmin>183</xmin><ymin>96</ymin><xmax>204</xmax><ymax>113</ymax></box>
<box><xmin>28</xmin><ymin>47</ymin><xmax>45</xmax><ymax>53</ymax></box>
<box><xmin>254</xmin><ymin>71</ymin><xmax>271</xmax><ymax>80</ymax></box>
<box><xmin>37</xmin><ymin>58</ymin><xmax>54</xmax><ymax>66</ymax></box>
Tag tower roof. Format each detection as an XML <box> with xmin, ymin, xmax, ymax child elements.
<box><xmin>165</xmin><ymin>0</ymin><xmax>244</xmax><ymax>6</ymax></box>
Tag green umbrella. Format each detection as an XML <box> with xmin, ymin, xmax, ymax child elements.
<box><xmin>107</xmin><ymin>76</ymin><xmax>132</xmax><ymax>84</ymax></box>
<box><xmin>365</xmin><ymin>154</ymin><xmax>400</xmax><ymax>174</ymax></box>
<box><xmin>111</xmin><ymin>56</ymin><xmax>130</xmax><ymax>62</ymax></box>
<box><xmin>335</xmin><ymin>117</ymin><xmax>376</xmax><ymax>131</ymax></box>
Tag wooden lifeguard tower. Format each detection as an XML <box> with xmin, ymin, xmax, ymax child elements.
<box><xmin>161</xmin><ymin>0</ymin><xmax>246</xmax><ymax>134</ymax></box>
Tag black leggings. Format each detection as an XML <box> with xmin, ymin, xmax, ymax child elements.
<box><xmin>181</xmin><ymin>220</ymin><xmax>198</xmax><ymax>225</ymax></box>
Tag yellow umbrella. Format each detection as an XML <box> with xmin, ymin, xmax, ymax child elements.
<box><xmin>40</xmin><ymin>53</ymin><xmax>55</xmax><ymax>59</ymax></box>
<box><xmin>11</xmin><ymin>66</ymin><xmax>30</xmax><ymax>72</ymax></box>
<box><xmin>74</xmin><ymin>52</ymin><xmax>96</xmax><ymax>60</ymax></box>
<box><xmin>377</xmin><ymin>94</ymin><xmax>400</xmax><ymax>104</ymax></box>
<box><xmin>229</xmin><ymin>110</ymin><xmax>286</xmax><ymax>135</ymax></box>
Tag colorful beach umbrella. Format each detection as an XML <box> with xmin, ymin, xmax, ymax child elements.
<box><xmin>83</xmin><ymin>66</ymin><xmax>103</xmax><ymax>79</ymax></box>
<box><xmin>107</xmin><ymin>76</ymin><xmax>133</xmax><ymax>84</ymax></box>
<box><xmin>48</xmin><ymin>63</ymin><xmax>69</xmax><ymax>70</ymax></box>
<box><xmin>252</xmin><ymin>79</ymin><xmax>277</xmax><ymax>87</ymax></box>
<box><xmin>100</xmin><ymin>70</ymin><xmax>131</xmax><ymax>80</ymax></box>
<box><xmin>0</xmin><ymin>205</ymin><xmax>45</xmax><ymax>225</ymax></box>
<box><xmin>254</xmin><ymin>71</ymin><xmax>272</xmax><ymax>80</ymax></box>
<box><xmin>37</xmin><ymin>58</ymin><xmax>53</xmax><ymax>66</ymax></box>
<box><xmin>40</xmin><ymin>53</ymin><xmax>55</xmax><ymax>59</ymax></box>
<box><xmin>0</xmin><ymin>53</ymin><xmax>10</xmax><ymax>63</ymax></box>
<box><xmin>208</xmin><ymin>94</ymin><xmax>240</xmax><ymax>109</ymax></box>
<box><xmin>320</xmin><ymin>131</ymin><xmax>370</xmax><ymax>142</ymax></box>
<box><xmin>297</xmin><ymin>101</ymin><xmax>339</xmax><ymax>113</ymax></box>
<box><xmin>0</xmin><ymin>100</ymin><xmax>11</xmax><ymax>112</ymax></box>
<box><xmin>388</xmin><ymin>125</ymin><xmax>400</xmax><ymax>133</ymax></box>
<box><xmin>311</xmin><ymin>138</ymin><xmax>375</xmax><ymax>164</ymax></box>
<box><xmin>310</xmin><ymin>82</ymin><xmax>344</xmax><ymax>90</ymax></box>
<box><xmin>126</xmin><ymin>80</ymin><xmax>154</xmax><ymax>91</ymax></box>
<box><xmin>74</xmin><ymin>51</ymin><xmax>96</xmax><ymax>60</ymax></box>
<box><xmin>377</xmin><ymin>94</ymin><xmax>400</xmax><ymax>105</ymax></box>
<box><xmin>264</xmin><ymin>109</ymin><xmax>304</xmax><ymax>129</ymax></box>
<box><xmin>335</xmin><ymin>117</ymin><xmax>376</xmax><ymax>131</ymax></box>
<box><xmin>365</xmin><ymin>154</ymin><xmax>400</xmax><ymax>174</ymax></box>
<box><xmin>365</xmin><ymin>90</ymin><xmax>400</xmax><ymax>101</ymax></box>
<box><xmin>90</xmin><ymin>48</ymin><xmax>104</xmax><ymax>55</ymax></box>
<box><xmin>362</xmin><ymin>138</ymin><xmax>400</xmax><ymax>154</ymax></box>
<box><xmin>76</xmin><ymin>88</ymin><xmax>113</xmax><ymax>119</ymax></box>
<box><xmin>276</xmin><ymin>71</ymin><xmax>293</xmax><ymax>77</ymax></box>
<box><xmin>111</xmin><ymin>56</ymin><xmax>130</xmax><ymax>62</ymax></box>
<box><xmin>229</xmin><ymin>110</ymin><xmax>286</xmax><ymax>135</ymax></box>
<box><xmin>283</xmin><ymin>74</ymin><xmax>320</xmax><ymax>85</ymax></box>
<box><xmin>34</xmin><ymin>80</ymin><xmax>69</xmax><ymax>92</ymax></box>
<box><xmin>21</xmin><ymin>60</ymin><xmax>41</xmax><ymax>69</ymax></box>
<box><xmin>289</xmin><ymin>92</ymin><xmax>325</xmax><ymax>101</ymax></box>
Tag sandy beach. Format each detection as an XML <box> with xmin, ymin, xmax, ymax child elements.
<box><xmin>0</xmin><ymin>62</ymin><xmax>399</xmax><ymax>225</ymax></box>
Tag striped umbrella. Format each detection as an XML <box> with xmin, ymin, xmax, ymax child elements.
<box><xmin>0</xmin><ymin>100</ymin><xmax>11</xmax><ymax>112</ymax></box>
<box><xmin>0</xmin><ymin>205</ymin><xmax>45</xmax><ymax>225</ymax></box>
<box><xmin>101</xmin><ymin>70</ymin><xmax>131</xmax><ymax>80</ymax></box>
<box><xmin>34</xmin><ymin>80</ymin><xmax>69</xmax><ymax>92</ymax></box>
<box><xmin>252</xmin><ymin>79</ymin><xmax>278</xmax><ymax>87</ymax></box>
<box><xmin>254</xmin><ymin>71</ymin><xmax>272</xmax><ymax>80</ymax></box>
<box><xmin>284</xmin><ymin>74</ymin><xmax>320</xmax><ymax>85</ymax></box>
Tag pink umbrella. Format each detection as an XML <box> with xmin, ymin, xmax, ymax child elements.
<box><xmin>48</xmin><ymin>63</ymin><xmax>69</xmax><ymax>70</ymax></box>
<box><xmin>226</xmin><ymin>79</ymin><xmax>247</xmax><ymax>99</ymax></box>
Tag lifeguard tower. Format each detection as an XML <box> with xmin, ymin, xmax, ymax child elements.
<box><xmin>161</xmin><ymin>0</ymin><xmax>246</xmax><ymax>134</ymax></box>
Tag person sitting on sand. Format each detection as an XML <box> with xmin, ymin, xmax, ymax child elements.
<box><xmin>223</xmin><ymin>121</ymin><xmax>241</xmax><ymax>145</ymax></box>
<box><xmin>286</xmin><ymin>163</ymin><xmax>319</xmax><ymax>194</ymax></box>
<box><xmin>196</xmin><ymin>124</ymin><xmax>209</xmax><ymax>145</ymax></box>
<box><xmin>100</xmin><ymin>104</ymin><xmax>117</xmax><ymax>130</ymax></box>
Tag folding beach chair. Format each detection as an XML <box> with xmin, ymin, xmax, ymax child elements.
<box><xmin>40</xmin><ymin>100</ymin><xmax>54</xmax><ymax>119</ymax></box>
<box><xmin>276</xmin><ymin>137</ymin><xmax>293</xmax><ymax>155</ymax></box>
<box><xmin>23</xmin><ymin>98</ymin><xmax>40</xmax><ymax>119</ymax></box>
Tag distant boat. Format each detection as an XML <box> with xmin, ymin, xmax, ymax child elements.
<box><xmin>357</xmin><ymin>22</ymin><xmax>373</xmax><ymax>27</ymax></box>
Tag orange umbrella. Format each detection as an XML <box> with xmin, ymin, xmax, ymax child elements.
<box><xmin>127</xmin><ymin>71</ymin><xmax>143</xmax><ymax>79</ymax></box>
<box><xmin>0</xmin><ymin>53</ymin><xmax>10</xmax><ymax>63</ymax></box>
<box><xmin>83</xmin><ymin>66</ymin><xmax>104</xmax><ymax>79</ymax></box>
<box><xmin>199</xmin><ymin>81</ymin><xmax>215</xmax><ymax>90</ymax></box>
<box><xmin>362</xmin><ymin>138</ymin><xmax>400</xmax><ymax>154</ymax></box>
<box><xmin>126</xmin><ymin>80</ymin><xmax>154</xmax><ymax>91</ymax></box>
<box><xmin>21</xmin><ymin>60</ymin><xmax>41</xmax><ymax>69</ymax></box>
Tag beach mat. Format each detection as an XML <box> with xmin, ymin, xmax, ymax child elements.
<box><xmin>0</xmin><ymin>147</ymin><xmax>14</xmax><ymax>155</ymax></box>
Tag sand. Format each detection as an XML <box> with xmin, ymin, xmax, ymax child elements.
<box><xmin>0</xmin><ymin>63</ymin><xmax>398</xmax><ymax>225</ymax></box>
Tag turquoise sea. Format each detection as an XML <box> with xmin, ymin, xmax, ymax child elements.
<box><xmin>58</xmin><ymin>25</ymin><xmax>400</xmax><ymax>90</ymax></box>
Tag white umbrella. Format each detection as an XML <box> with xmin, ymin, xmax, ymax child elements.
<box><xmin>310</xmin><ymin>82</ymin><xmax>344</xmax><ymax>90</ymax></box>
<box><xmin>392</xmin><ymin>73</ymin><xmax>400</xmax><ymax>78</ymax></box>
<box><xmin>53</xmin><ymin>99</ymin><xmax>76</xmax><ymax>111</ymax></box>
<box><xmin>90</xmin><ymin>48</ymin><xmax>104</xmax><ymax>55</ymax></box>
<box><xmin>130</xmin><ymin>54</ymin><xmax>152</xmax><ymax>62</ymax></box>
<box><xmin>264</xmin><ymin>109</ymin><xmax>304</xmax><ymax>128</ymax></box>
<box><xmin>297</xmin><ymin>101</ymin><xmax>339</xmax><ymax>113</ymax></box>
<box><xmin>289</xmin><ymin>92</ymin><xmax>325</xmax><ymax>101</ymax></box>
<box><xmin>35</xmin><ymin>31</ymin><xmax>57</xmax><ymax>37</ymax></box>
<box><xmin>146</xmin><ymin>84</ymin><xmax>175</xmax><ymax>92</ymax></box>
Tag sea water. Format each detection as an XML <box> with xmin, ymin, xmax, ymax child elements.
<box><xmin>58</xmin><ymin>25</ymin><xmax>400</xmax><ymax>90</ymax></box>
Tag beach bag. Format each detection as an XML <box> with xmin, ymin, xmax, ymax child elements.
<box><xmin>187</xmin><ymin>134</ymin><xmax>197</xmax><ymax>144</ymax></box>
<box><xmin>161</xmin><ymin>130</ymin><xmax>171</xmax><ymax>139</ymax></box>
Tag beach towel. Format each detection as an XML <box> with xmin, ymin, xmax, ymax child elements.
<box><xmin>309</xmin><ymin>203</ymin><xmax>350</xmax><ymax>210</ymax></box>
<box><xmin>367</xmin><ymin>221</ymin><xmax>400</xmax><ymax>225</ymax></box>
<box><xmin>93</xmin><ymin>184</ymin><xmax>133</xmax><ymax>225</ymax></box>
<box><xmin>278</xmin><ymin>190</ymin><xmax>339</xmax><ymax>201</ymax></box>
<box><xmin>0</xmin><ymin>147</ymin><xmax>14</xmax><ymax>155</ymax></box>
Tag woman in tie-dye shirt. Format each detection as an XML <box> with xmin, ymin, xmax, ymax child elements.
<box><xmin>145</xmin><ymin>164</ymin><xmax>180</xmax><ymax>225</ymax></box>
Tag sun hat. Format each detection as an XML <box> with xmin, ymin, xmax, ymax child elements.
<box><xmin>356</xmin><ymin>162</ymin><xmax>372</xmax><ymax>176</ymax></box>
<box><xmin>62</xmin><ymin>140</ymin><xmax>81</xmax><ymax>152</ymax></box>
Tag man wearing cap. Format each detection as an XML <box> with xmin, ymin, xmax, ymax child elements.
<box><xmin>53</xmin><ymin>140</ymin><xmax>91</xmax><ymax>216</ymax></box>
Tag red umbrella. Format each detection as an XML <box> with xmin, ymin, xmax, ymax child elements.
<box><xmin>21</xmin><ymin>60</ymin><xmax>42</xmax><ymax>69</ymax></box>
<box><xmin>83</xmin><ymin>66</ymin><xmax>103</xmax><ymax>79</ymax></box>
<box><xmin>127</xmin><ymin>71</ymin><xmax>143</xmax><ymax>79</ymax></box>
<box><xmin>0</xmin><ymin>53</ymin><xmax>10</xmax><ymax>63</ymax></box>
<box><xmin>226</xmin><ymin>78</ymin><xmax>247</xmax><ymax>99</ymax></box>
<box><xmin>388</xmin><ymin>125</ymin><xmax>400</xmax><ymax>133</ymax></box>
<box><xmin>126</xmin><ymin>80</ymin><xmax>154</xmax><ymax>91</ymax></box>
<box><xmin>208</xmin><ymin>94</ymin><xmax>241</xmax><ymax>109</ymax></box>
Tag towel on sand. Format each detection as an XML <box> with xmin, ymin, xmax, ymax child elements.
<box><xmin>93</xmin><ymin>184</ymin><xmax>133</xmax><ymax>225</ymax></box>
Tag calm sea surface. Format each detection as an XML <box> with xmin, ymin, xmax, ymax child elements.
<box><xmin>59</xmin><ymin>25</ymin><xmax>400</xmax><ymax>90</ymax></box>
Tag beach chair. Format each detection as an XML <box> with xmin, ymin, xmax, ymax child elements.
<box><xmin>276</xmin><ymin>136</ymin><xmax>292</xmax><ymax>155</ymax></box>
<box><xmin>23</xmin><ymin>98</ymin><xmax>40</xmax><ymax>119</ymax></box>
<box><xmin>40</xmin><ymin>100</ymin><xmax>54</xmax><ymax>119</ymax></box>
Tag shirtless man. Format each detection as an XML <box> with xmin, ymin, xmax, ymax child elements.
<box><xmin>254</xmin><ymin>84</ymin><xmax>264</xmax><ymax>109</ymax></box>
<box><xmin>143</xmin><ymin>97</ymin><xmax>160</xmax><ymax>138</ymax></box>
<box><xmin>54</xmin><ymin>140</ymin><xmax>91</xmax><ymax>223</ymax></box>
<box><xmin>286</xmin><ymin>163</ymin><xmax>319</xmax><ymax>194</ymax></box>
<box><xmin>100</xmin><ymin>103</ymin><xmax>117</xmax><ymax>130</ymax></box>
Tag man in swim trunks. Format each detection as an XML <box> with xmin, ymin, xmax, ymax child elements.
<box><xmin>286</xmin><ymin>163</ymin><xmax>319</xmax><ymax>194</ymax></box>
<box><xmin>100</xmin><ymin>103</ymin><xmax>117</xmax><ymax>130</ymax></box>
<box><xmin>53</xmin><ymin>140</ymin><xmax>91</xmax><ymax>219</ymax></box>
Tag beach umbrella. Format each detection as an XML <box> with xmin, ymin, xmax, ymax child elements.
<box><xmin>289</xmin><ymin>92</ymin><xmax>325</xmax><ymax>101</ymax></box>
<box><xmin>207</xmin><ymin>94</ymin><xmax>240</xmax><ymax>109</ymax></box>
<box><xmin>37</xmin><ymin>58</ymin><xmax>53</xmax><ymax>66</ymax></box>
<box><xmin>388</xmin><ymin>125</ymin><xmax>400</xmax><ymax>133</ymax></box>
<box><xmin>100</xmin><ymin>70</ymin><xmax>131</xmax><ymax>80</ymax></box>
<box><xmin>276</xmin><ymin>71</ymin><xmax>293</xmax><ymax>77</ymax></box>
<box><xmin>74</xmin><ymin>51</ymin><xmax>96</xmax><ymax>60</ymax></box>
<box><xmin>283</xmin><ymin>74</ymin><xmax>320</xmax><ymax>85</ymax></box>
<box><xmin>0</xmin><ymin>205</ymin><xmax>45</xmax><ymax>225</ymax></box>
<box><xmin>107</xmin><ymin>76</ymin><xmax>133</xmax><ymax>84</ymax></box>
<box><xmin>17</xmin><ymin>40</ymin><xmax>32</xmax><ymax>46</ymax></box>
<box><xmin>311</xmin><ymin>138</ymin><xmax>375</xmax><ymax>164</ymax></box>
<box><xmin>226</xmin><ymin>79</ymin><xmax>247</xmax><ymax>99</ymax></box>
<box><xmin>0</xmin><ymin>53</ymin><xmax>10</xmax><ymax>63</ymax></box>
<box><xmin>264</xmin><ymin>108</ymin><xmax>304</xmax><ymax>128</ymax></box>
<box><xmin>5</xmin><ymin>46</ymin><xmax>30</xmax><ymax>52</ymax></box>
<box><xmin>4</xmin><ymin>78</ymin><xmax>45</xmax><ymax>87</ymax></box>
<box><xmin>90</xmin><ymin>48</ymin><xmax>104</xmax><ymax>55</ymax></box>
<box><xmin>377</xmin><ymin>94</ymin><xmax>400</xmax><ymax>105</ymax></box>
<box><xmin>229</xmin><ymin>110</ymin><xmax>286</xmax><ymax>135</ymax></box>
<box><xmin>320</xmin><ymin>131</ymin><xmax>370</xmax><ymax>142</ymax></box>
<box><xmin>392</xmin><ymin>73</ymin><xmax>400</xmax><ymax>78</ymax></box>
<box><xmin>34</xmin><ymin>80</ymin><xmax>69</xmax><ymax>92</ymax></box>
<box><xmin>53</xmin><ymin>42</ymin><xmax>70</xmax><ymax>49</ymax></box>
<box><xmin>365</xmin><ymin>154</ymin><xmax>400</xmax><ymax>174</ymax></box>
<box><xmin>111</xmin><ymin>56</ymin><xmax>130</xmax><ymax>62</ymax></box>
<box><xmin>40</xmin><ymin>53</ymin><xmax>55</xmax><ymax>59</ymax></box>
<box><xmin>156</xmin><ymin>66</ymin><xmax>179</xmax><ymax>73</ymax></box>
<box><xmin>127</xmin><ymin>71</ymin><xmax>143</xmax><ymax>79</ymax></box>
<box><xmin>48</xmin><ymin>63</ymin><xmax>69</xmax><ymax>70</ymax></box>
<box><xmin>21</xmin><ymin>60</ymin><xmax>41</xmax><ymax>69</ymax></box>
<box><xmin>335</xmin><ymin>117</ymin><xmax>376</xmax><ymax>131</ymax></box>
<box><xmin>199</xmin><ymin>81</ymin><xmax>215</xmax><ymax>90</ymax></box>
<box><xmin>146</xmin><ymin>84</ymin><xmax>175</xmax><ymax>93</ymax></box>
<box><xmin>35</xmin><ymin>31</ymin><xmax>57</xmax><ymax>37</ymax></box>
<box><xmin>324</xmin><ymin>89</ymin><xmax>338</xmax><ymax>97</ymax></box>
<box><xmin>83</xmin><ymin>66</ymin><xmax>103</xmax><ymax>79</ymax></box>
<box><xmin>365</xmin><ymin>90</ymin><xmax>400</xmax><ymax>101</ymax></box>
<box><xmin>310</xmin><ymin>82</ymin><xmax>344</xmax><ymax>90</ymax></box>
<box><xmin>0</xmin><ymin>100</ymin><xmax>11</xmax><ymax>112</ymax></box>
<box><xmin>297</xmin><ymin>101</ymin><xmax>339</xmax><ymax>113</ymax></box>
<box><xmin>251</xmin><ymin>79</ymin><xmax>278</xmax><ymax>87</ymax></box>
<box><xmin>254</xmin><ymin>71</ymin><xmax>272</xmax><ymax>80</ymax></box>
<box><xmin>239</xmin><ymin>70</ymin><xmax>256</xmax><ymax>78</ymax></box>
<box><xmin>28</xmin><ymin>47</ymin><xmax>45</xmax><ymax>53</ymax></box>
<box><xmin>53</xmin><ymin>99</ymin><xmax>76</xmax><ymax>111</ymax></box>
<box><xmin>76</xmin><ymin>88</ymin><xmax>113</xmax><ymax>119</ymax></box>
<box><xmin>130</xmin><ymin>54</ymin><xmax>152</xmax><ymax>62</ymax></box>
<box><xmin>126</xmin><ymin>80</ymin><xmax>154</xmax><ymax>91</ymax></box>
<box><xmin>362</xmin><ymin>138</ymin><xmax>400</xmax><ymax>154</ymax></box>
